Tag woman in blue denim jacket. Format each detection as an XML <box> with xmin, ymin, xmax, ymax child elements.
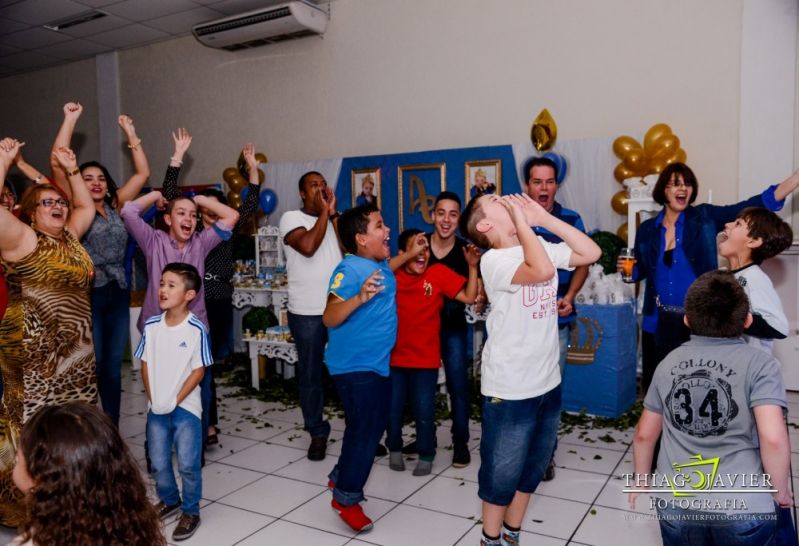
<box><xmin>623</xmin><ymin>162</ymin><xmax>798</xmax><ymax>394</ymax></box>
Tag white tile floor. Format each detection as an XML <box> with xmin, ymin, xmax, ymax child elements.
<box><xmin>52</xmin><ymin>368</ymin><xmax>799</xmax><ymax>545</ymax></box>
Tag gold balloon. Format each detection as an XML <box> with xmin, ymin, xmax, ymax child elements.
<box><xmin>622</xmin><ymin>150</ymin><xmax>647</xmax><ymax>172</ymax></box>
<box><xmin>651</xmin><ymin>134</ymin><xmax>680</xmax><ymax>159</ymax></box>
<box><xmin>617</xmin><ymin>222</ymin><xmax>629</xmax><ymax>242</ymax></box>
<box><xmin>643</xmin><ymin>123</ymin><xmax>673</xmax><ymax>151</ymax></box>
<box><xmin>674</xmin><ymin>148</ymin><xmax>687</xmax><ymax>163</ymax></box>
<box><xmin>649</xmin><ymin>157</ymin><xmax>668</xmax><ymax>173</ymax></box>
<box><xmin>227</xmin><ymin>191</ymin><xmax>242</xmax><ymax>209</ymax></box>
<box><xmin>223</xmin><ymin>167</ymin><xmax>239</xmax><ymax>184</ymax></box>
<box><xmin>611</xmin><ymin>190</ymin><xmax>629</xmax><ymax>215</ymax></box>
<box><xmin>227</xmin><ymin>173</ymin><xmax>247</xmax><ymax>192</ymax></box>
<box><xmin>255</xmin><ymin>152</ymin><xmax>268</xmax><ymax>164</ymax></box>
<box><xmin>531</xmin><ymin>108</ymin><xmax>558</xmax><ymax>151</ymax></box>
<box><xmin>614</xmin><ymin>163</ymin><xmax>636</xmax><ymax>183</ymax></box>
<box><xmin>613</xmin><ymin>136</ymin><xmax>642</xmax><ymax>158</ymax></box>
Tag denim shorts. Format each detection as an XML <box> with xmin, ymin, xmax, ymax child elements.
<box><xmin>478</xmin><ymin>385</ymin><xmax>561</xmax><ymax>506</ymax></box>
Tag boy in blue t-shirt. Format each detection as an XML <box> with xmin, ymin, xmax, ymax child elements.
<box><xmin>322</xmin><ymin>203</ymin><xmax>397</xmax><ymax>533</ymax></box>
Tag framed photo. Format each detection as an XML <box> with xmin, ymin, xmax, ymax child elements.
<box><xmin>465</xmin><ymin>159</ymin><xmax>501</xmax><ymax>202</ymax></box>
<box><xmin>397</xmin><ymin>163</ymin><xmax>446</xmax><ymax>232</ymax></box>
<box><xmin>351</xmin><ymin>168</ymin><xmax>381</xmax><ymax>208</ymax></box>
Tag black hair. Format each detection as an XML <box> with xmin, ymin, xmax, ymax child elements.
<box><xmin>162</xmin><ymin>262</ymin><xmax>201</xmax><ymax>292</ymax></box>
<box><xmin>298</xmin><ymin>171</ymin><xmax>324</xmax><ymax>193</ymax></box>
<box><xmin>651</xmin><ymin>163</ymin><xmax>698</xmax><ymax>207</ymax></box>
<box><xmin>434</xmin><ymin>191</ymin><xmax>461</xmax><ymax>210</ymax></box>
<box><xmin>338</xmin><ymin>204</ymin><xmax>379</xmax><ymax>255</ymax></box>
<box><xmin>736</xmin><ymin>207</ymin><xmax>794</xmax><ymax>264</ymax></box>
<box><xmin>684</xmin><ymin>271</ymin><xmax>749</xmax><ymax>337</ymax></box>
<box><xmin>398</xmin><ymin>228</ymin><xmax>424</xmax><ymax>251</ymax></box>
<box><xmin>79</xmin><ymin>161</ymin><xmax>118</xmax><ymax>207</ymax></box>
<box><xmin>521</xmin><ymin>156</ymin><xmax>558</xmax><ymax>183</ymax></box>
<box><xmin>199</xmin><ymin>188</ymin><xmax>227</xmax><ymax>205</ymax></box>
<box><xmin>458</xmin><ymin>195</ymin><xmax>490</xmax><ymax>249</ymax></box>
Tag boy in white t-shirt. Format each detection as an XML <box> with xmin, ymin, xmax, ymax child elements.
<box><xmin>459</xmin><ymin>193</ymin><xmax>600</xmax><ymax>546</ymax></box>
<box><xmin>135</xmin><ymin>262</ymin><xmax>213</xmax><ymax>542</ymax></box>
<box><xmin>717</xmin><ymin>207</ymin><xmax>793</xmax><ymax>353</ymax></box>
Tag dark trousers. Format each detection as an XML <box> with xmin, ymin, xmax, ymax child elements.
<box><xmin>287</xmin><ymin>312</ymin><xmax>331</xmax><ymax>439</ymax></box>
<box><xmin>440</xmin><ymin>327</ymin><xmax>470</xmax><ymax>447</ymax></box>
<box><xmin>204</xmin><ymin>296</ymin><xmax>233</xmax><ymax>431</ymax></box>
<box><xmin>386</xmin><ymin>367</ymin><xmax>438</xmax><ymax>459</ymax></box>
<box><xmin>92</xmin><ymin>281</ymin><xmax>130</xmax><ymax>426</ymax></box>
<box><xmin>328</xmin><ymin>371</ymin><xmax>391</xmax><ymax>505</ymax></box>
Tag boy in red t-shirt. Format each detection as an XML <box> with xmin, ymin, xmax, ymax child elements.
<box><xmin>387</xmin><ymin>228</ymin><xmax>480</xmax><ymax>476</ymax></box>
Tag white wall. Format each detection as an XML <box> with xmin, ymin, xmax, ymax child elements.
<box><xmin>0</xmin><ymin>0</ymin><xmax>749</xmax><ymax>205</ymax></box>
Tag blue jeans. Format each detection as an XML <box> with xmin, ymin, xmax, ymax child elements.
<box><xmin>287</xmin><ymin>312</ymin><xmax>331</xmax><ymax>439</ymax></box>
<box><xmin>440</xmin><ymin>327</ymin><xmax>469</xmax><ymax>447</ymax></box>
<box><xmin>328</xmin><ymin>371</ymin><xmax>390</xmax><ymax>506</ymax></box>
<box><xmin>147</xmin><ymin>407</ymin><xmax>203</xmax><ymax>516</ymax></box>
<box><xmin>92</xmin><ymin>281</ymin><xmax>130</xmax><ymax>426</ymax></box>
<box><xmin>386</xmin><ymin>367</ymin><xmax>438</xmax><ymax>460</ymax></box>
<box><xmin>478</xmin><ymin>386</ymin><xmax>561</xmax><ymax>506</ymax></box>
<box><xmin>657</xmin><ymin>506</ymin><xmax>778</xmax><ymax>546</ymax></box>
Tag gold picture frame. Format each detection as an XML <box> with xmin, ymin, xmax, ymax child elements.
<box><xmin>465</xmin><ymin>159</ymin><xmax>501</xmax><ymax>202</ymax></box>
<box><xmin>397</xmin><ymin>163</ymin><xmax>446</xmax><ymax>232</ymax></box>
<box><xmin>351</xmin><ymin>168</ymin><xmax>381</xmax><ymax>208</ymax></box>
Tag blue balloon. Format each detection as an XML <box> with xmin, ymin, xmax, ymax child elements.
<box><xmin>259</xmin><ymin>189</ymin><xmax>278</xmax><ymax>215</ymax></box>
<box><xmin>542</xmin><ymin>152</ymin><xmax>568</xmax><ymax>184</ymax></box>
<box><xmin>240</xmin><ymin>185</ymin><xmax>250</xmax><ymax>203</ymax></box>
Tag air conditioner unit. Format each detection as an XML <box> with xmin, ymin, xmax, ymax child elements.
<box><xmin>192</xmin><ymin>1</ymin><xmax>328</xmax><ymax>51</ymax></box>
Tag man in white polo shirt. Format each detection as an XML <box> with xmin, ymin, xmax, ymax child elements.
<box><xmin>279</xmin><ymin>171</ymin><xmax>342</xmax><ymax>461</ymax></box>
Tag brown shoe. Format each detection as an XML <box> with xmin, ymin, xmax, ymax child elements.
<box><xmin>172</xmin><ymin>513</ymin><xmax>201</xmax><ymax>541</ymax></box>
<box><xmin>154</xmin><ymin>500</ymin><xmax>181</xmax><ymax>520</ymax></box>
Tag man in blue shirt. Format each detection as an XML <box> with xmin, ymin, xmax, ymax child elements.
<box><xmin>523</xmin><ymin>156</ymin><xmax>589</xmax><ymax>481</ymax></box>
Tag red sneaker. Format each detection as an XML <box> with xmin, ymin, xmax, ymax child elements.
<box><xmin>331</xmin><ymin>499</ymin><xmax>373</xmax><ymax>532</ymax></box>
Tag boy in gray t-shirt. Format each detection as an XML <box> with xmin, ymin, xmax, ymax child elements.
<box><xmin>629</xmin><ymin>271</ymin><xmax>792</xmax><ymax>545</ymax></box>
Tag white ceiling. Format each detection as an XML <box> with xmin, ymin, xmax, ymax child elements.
<box><xmin>0</xmin><ymin>0</ymin><xmax>313</xmax><ymax>78</ymax></box>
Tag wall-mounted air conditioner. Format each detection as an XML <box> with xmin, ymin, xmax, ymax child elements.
<box><xmin>192</xmin><ymin>1</ymin><xmax>328</xmax><ymax>50</ymax></box>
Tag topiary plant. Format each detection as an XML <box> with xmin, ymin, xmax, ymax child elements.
<box><xmin>242</xmin><ymin>306</ymin><xmax>278</xmax><ymax>332</ymax></box>
<box><xmin>590</xmin><ymin>231</ymin><xmax>626</xmax><ymax>274</ymax></box>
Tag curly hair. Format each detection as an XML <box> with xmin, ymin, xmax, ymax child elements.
<box><xmin>18</xmin><ymin>402</ymin><xmax>165</xmax><ymax>546</ymax></box>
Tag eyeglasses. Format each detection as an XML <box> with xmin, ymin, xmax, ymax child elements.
<box><xmin>37</xmin><ymin>198</ymin><xmax>69</xmax><ymax>208</ymax></box>
<box><xmin>666</xmin><ymin>180</ymin><xmax>690</xmax><ymax>189</ymax></box>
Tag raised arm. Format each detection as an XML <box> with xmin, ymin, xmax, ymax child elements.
<box><xmin>236</xmin><ymin>143</ymin><xmax>262</xmax><ymax>231</ymax></box>
<box><xmin>388</xmin><ymin>232</ymin><xmax>427</xmax><ymax>271</ymax></box>
<box><xmin>773</xmin><ymin>168</ymin><xmax>799</xmax><ymax>202</ymax></box>
<box><xmin>13</xmin><ymin>147</ymin><xmax>46</xmax><ymax>184</ymax></box>
<box><xmin>50</xmin><ymin>102</ymin><xmax>83</xmax><ymax>201</ymax></box>
<box><xmin>284</xmin><ymin>191</ymin><xmax>332</xmax><ymax>258</ymax></box>
<box><xmin>161</xmin><ymin>128</ymin><xmax>191</xmax><ymax>201</ymax></box>
<box><xmin>501</xmin><ymin>194</ymin><xmax>555</xmax><ymax>284</ymax></box>
<box><xmin>113</xmin><ymin>115</ymin><xmax>151</xmax><ymax>207</ymax></box>
<box><xmin>0</xmin><ymin>139</ymin><xmax>36</xmax><ymax>258</ymax></box>
<box><xmin>55</xmin><ymin>147</ymin><xmax>95</xmax><ymax>239</ymax></box>
<box><xmin>194</xmin><ymin>194</ymin><xmax>239</xmax><ymax>228</ymax></box>
<box><xmin>535</xmin><ymin>210</ymin><xmax>601</xmax><ymax>267</ymax></box>
<box><xmin>454</xmin><ymin>244</ymin><xmax>480</xmax><ymax>304</ymax></box>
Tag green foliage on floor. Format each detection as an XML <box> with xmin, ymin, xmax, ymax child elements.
<box><xmin>217</xmin><ymin>354</ymin><xmax>641</xmax><ymax>444</ymax></box>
